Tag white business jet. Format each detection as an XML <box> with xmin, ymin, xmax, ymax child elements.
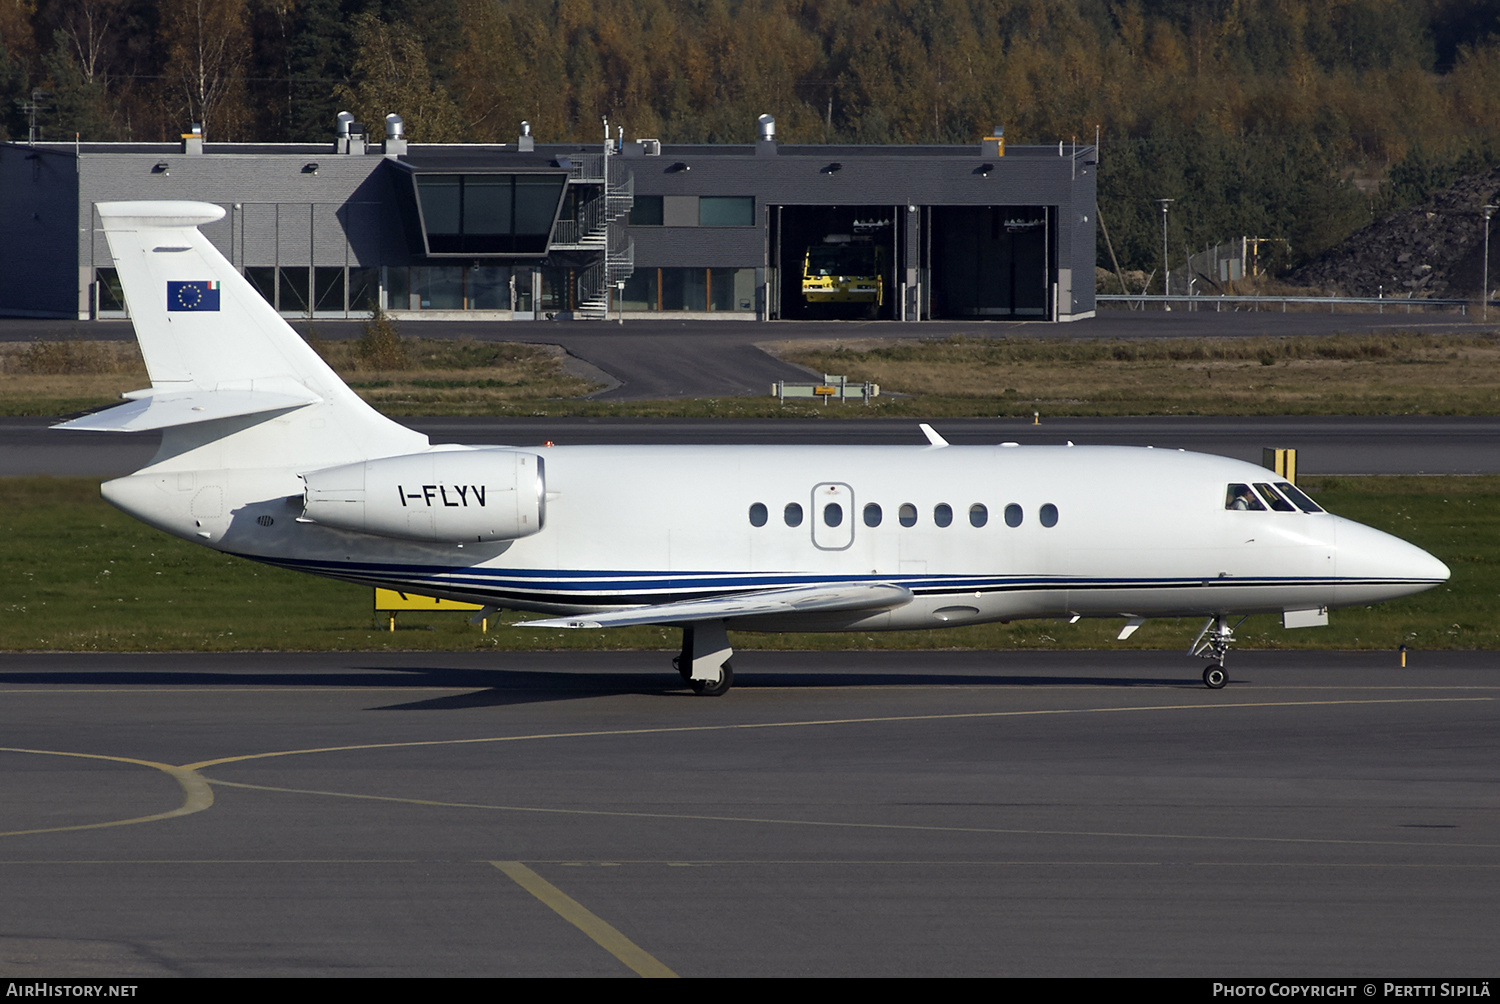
<box><xmin>58</xmin><ymin>202</ymin><xmax>1450</xmax><ymax>694</ymax></box>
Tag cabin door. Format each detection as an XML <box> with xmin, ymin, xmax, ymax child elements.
<box><xmin>811</xmin><ymin>482</ymin><xmax>854</xmax><ymax>550</ymax></box>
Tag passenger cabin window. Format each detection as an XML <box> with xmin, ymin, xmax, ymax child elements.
<box><xmin>898</xmin><ymin>503</ymin><xmax>918</xmax><ymax>527</ymax></box>
<box><xmin>748</xmin><ymin>502</ymin><xmax>768</xmax><ymax>526</ymax></box>
<box><xmin>1004</xmin><ymin>503</ymin><xmax>1023</xmax><ymax>527</ymax></box>
<box><xmin>824</xmin><ymin>502</ymin><xmax>843</xmax><ymax>527</ymax></box>
<box><xmin>934</xmin><ymin>503</ymin><xmax>953</xmax><ymax>527</ymax></box>
<box><xmin>969</xmin><ymin>503</ymin><xmax>988</xmax><ymax>527</ymax></box>
<box><xmin>1254</xmin><ymin>483</ymin><xmax>1297</xmax><ymax>512</ymax></box>
<box><xmin>1225</xmin><ymin>484</ymin><xmax>1266</xmax><ymax>510</ymax></box>
<box><xmin>1277</xmin><ymin>482</ymin><xmax>1324</xmax><ymax>513</ymax></box>
<box><xmin>1040</xmin><ymin>503</ymin><xmax>1059</xmax><ymax>527</ymax></box>
<box><xmin>784</xmin><ymin>502</ymin><xmax>804</xmax><ymax>526</ymax></box>
<box><xmin>863</xmin><ymin>503</ymin><xmax>882</xmax><ymax>527</ymax></box>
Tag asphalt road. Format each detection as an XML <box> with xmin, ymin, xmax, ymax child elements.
<box><xmin>1</xmin><ymin>649</ymin><xmax>1494</xmax><ymax>977</ymax></box>
<box><xmin>9</xmin><ymin>415</ymin><xmax>1500</xmax><ymax>477</ymax></box>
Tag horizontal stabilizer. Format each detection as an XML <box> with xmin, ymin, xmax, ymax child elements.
<box><xmin>521</xmin><ymin>581</ymin><xmax>914</xmax><ymax>629</ymax></box>
<box><xmin>53</xmin><ymin>384</ymin><xmax>322</xmax><ymax>433</ymax></box>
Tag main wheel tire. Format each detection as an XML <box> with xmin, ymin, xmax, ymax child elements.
<box><xmin>1203</xmin><ymin>665</ymin><xmax>1227</xmax><ymax>689</ymax></box>
<box><xmin>690</xmin><ymin>661</ymin><xmax>734</xmax><ymax>697</ymax></box>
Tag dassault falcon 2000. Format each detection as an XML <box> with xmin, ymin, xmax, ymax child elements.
<box><xmin>58</xmin><ymin>201</ymin><xmax>1450</xmax><ymax>695</ymax></box>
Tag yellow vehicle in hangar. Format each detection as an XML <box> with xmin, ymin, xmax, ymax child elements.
<box><xmin>802</xmin><ymin>239</ymin><xmax>885</xmax><ymax>306</ymax></box>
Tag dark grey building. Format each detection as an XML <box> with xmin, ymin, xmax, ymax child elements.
<box><xmin>0</xmin><ymin>117</ymin><xmax>1096</xmax><ymax>323</ymax></box>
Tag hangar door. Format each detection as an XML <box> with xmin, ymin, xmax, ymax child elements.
<box><xmin>928</xmin><ymin>206</ymin><xmax>1051</xmax><ymax>319</ymax></box>
<box><xmin>771</xmin><ymin>205</ymin><xmax>904</xmax><ymax>320</ymax></box>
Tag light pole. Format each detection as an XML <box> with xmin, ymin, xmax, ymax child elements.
<box><xmin>1484</xmin><ymin>205</ymin><xmax>1497</xmax><ymax>322</ymax></box>
<box><xmin>1156</xmin><ymin>199</ymin><xmax>1174</xmax><ymax>305</ymax></box>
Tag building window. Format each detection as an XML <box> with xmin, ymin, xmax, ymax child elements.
<box><xmin>661</xmin><ymin>268</ymin><xmax>707</xmax><ymax>311</ymax></box>
<box><xmin>350</xmin><ymin>268</ymin><xmax>380</xmax><ymax>312</ymax></box>
<box><xmin>95</xmin><ymin>268</ymin><xmax>125</xmax><ymax>312</ymax></box>
<box><xmin>314</xmin><ymin>267</ymin><xmax>345</xmax><ymax>313</ymax></box>
<box><xmin>412</xmin><ymin>172</ymin><xmax>566</xmax><ymax>255</ymax></box>
<box><xmin>699</xmin><ymin>196</ymin><xmax>754</xmax><ymax>227</ymax></box>
<box><xmin>412</xmin><ymin>266</ymin><xmax>465</xmax><ymax>310</ymax></box>
<box><xmin>620</xmin><ymin>268</ymin><xmax>658</xmax><ymax>311</ymax></box>
<box><xmin>278</xmin><ymin>267</ymin><xmax>310</xmax><ymax>313</ymax></box>
<box><xmin>620</xmin><ymin>268</ymin><xmax>755</xmax><ymax>312</ymax></box>
<box><xmin>629</xmin><ymin>196</ymin><xmax>663</xmax><ymax>226</ymax></box>
<box><xmin>468</xmin><ymin>266</ymin><xmax>512</xmax><ymax>309</ymax></box>
<box><xmin>385</xmin><ymin>266</ymin><xmax>517</xmax><ymax>311</ymax></box>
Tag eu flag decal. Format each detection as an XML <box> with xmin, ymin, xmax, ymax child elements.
<box><xmin>167</xmin><ymin>280</ymin><xmax>220</xmax><ymax>311</ymax></box>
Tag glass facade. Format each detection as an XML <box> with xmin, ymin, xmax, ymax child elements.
<box><xmin>414</xmin><ymin>173</ymin><xmax>566</xmax><ymax>255</ymax></box>
<box><xmin>619</xmin><ymin>268</ymin><xmax>756</xmax><ymax>312</ymax></box>
<box><xmin>386</xmin><ymin>265</ymin><xmax>516</xmax><ymax>311</ymax></box>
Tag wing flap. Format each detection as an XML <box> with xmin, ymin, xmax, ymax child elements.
<box><xmin>522</xmin><ymin>581</ymin><xmax>914</xmax><ymax>629</ymax></box>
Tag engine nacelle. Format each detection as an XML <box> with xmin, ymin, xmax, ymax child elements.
<box><xmin>301</xmin><ymin>449</ymin><xmax>545</xmax><ymax>542</ymax></box>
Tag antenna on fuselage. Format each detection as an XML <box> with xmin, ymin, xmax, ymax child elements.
<box><xmin>919</xmin><ymin>423</ymin><xmax>949</xmax><ymax>448</ymax></box>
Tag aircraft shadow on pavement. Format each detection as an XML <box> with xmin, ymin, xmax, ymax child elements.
<box><xmin>0</xmin><ymin>658</ymin><xmax>1212</xmax><ymax>712</ymax></box>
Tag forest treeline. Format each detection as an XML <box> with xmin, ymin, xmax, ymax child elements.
<box><xmin>4</xmin><ymin>0</ymin><xmax>1500</xmax><ymax>273</ymax></box>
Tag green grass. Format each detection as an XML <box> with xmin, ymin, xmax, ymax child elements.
<box><xmin>3</xmin><ymin>475</ymin><xmax>1495</xmax><ymax>653</ymax></box>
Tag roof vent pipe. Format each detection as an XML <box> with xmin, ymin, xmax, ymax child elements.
<box><xmin>518</xmin><ymin>120</ymin><xmax>534</xmax><ymax>152</ymax></box>
<box><xmin>336</xmin><ymin>111</ymin><xmax>354</xmax><ymax>137</ymax></box>
<box><xmin>758</xmin><ymin>114</ymin><xmax>775</xmax><ymax>142</ymax></box>
<box><xmin>385</xmin><ymin>114</ymin><xmax>404</xmax><ymax>140</ymax></box>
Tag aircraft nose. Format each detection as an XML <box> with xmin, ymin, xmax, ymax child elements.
<box><xmin>1334</xmin><ymin>517</ymin><xmax>1450</xmax><ymax>604</ymax></box>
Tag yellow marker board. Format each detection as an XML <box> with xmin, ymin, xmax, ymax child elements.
<box><xmin>374</xmin><ymin>588</ymin><xmax>484</xmax><ymax>611</ymax></box>
<box><xmin>374</xmin><ymin>588</ymin><xmax>487</xmax><ymax>632</ymax></box>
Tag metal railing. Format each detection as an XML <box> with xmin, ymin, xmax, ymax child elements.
<box><xmin>1097</xmin><ymin>294</ymin><xmax>1470</xmax><ymax>314</ymax></box>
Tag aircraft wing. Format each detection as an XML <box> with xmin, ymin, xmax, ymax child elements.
<box><xmin>520</xmin><ymin>581</ymin><xmax>914</xmax><ymax>629</ymax></box>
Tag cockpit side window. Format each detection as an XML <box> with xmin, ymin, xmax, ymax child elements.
<box><xmin>1225</xmin><ymin>484</ymin><xmax>1266</xmax><ymax>510</ymax></box>
<box><xmin>1276</xmin><ymin>482</ymin><xmax>1325</xmax><ymax>513</ymax></box>
<box><xmin>1253</xmin><ymin>483</ymin><xmax>1296</xmax><ymax>512</ymax></box>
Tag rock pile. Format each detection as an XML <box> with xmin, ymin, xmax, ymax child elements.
<box><xmin>1289</xmin><ymin>167</ymin><xmax>1500</xmax><ymax>299</ymax></box>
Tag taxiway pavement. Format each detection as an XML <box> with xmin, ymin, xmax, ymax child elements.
<box><xmin>8</xmin><ymin>415</ymin><xmax>1500</xmax><ymax>477</ymax></box>
<box><xmin>1</xmin><ymin>649</ymin><xmax>1495</xmax><ymax>977</ymax></box>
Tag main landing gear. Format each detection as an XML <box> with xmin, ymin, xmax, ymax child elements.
<box><xmin>673</xmin><ymin>621</ymin><xmax>735</xmax><ymax>696</ymax></box>
<box><xmin>1190</xmin><ymin>614</ymin><xmax>1245</xmax><ymax>690</ymax></box>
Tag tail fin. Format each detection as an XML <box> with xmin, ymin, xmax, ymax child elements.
<box><xmin>59</xmin><ymin>201</ymin><xmax>425</xmax><ymax>470</ymax></box>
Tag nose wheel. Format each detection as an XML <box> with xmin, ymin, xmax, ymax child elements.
<box><xmin>1190</xmin><ymin>615</ymin><xmax>1244</xmax><ymax>689</ymax></box>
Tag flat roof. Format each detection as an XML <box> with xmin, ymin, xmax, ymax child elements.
<box><xmin>9</xmin><ymin>140</ymin><xmax>1094</xmax><ymax>161</ymax></box>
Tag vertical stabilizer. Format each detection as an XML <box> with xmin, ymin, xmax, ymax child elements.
<box><xmin>90</xmin><ymin>201</ymin><xmax>426</xmax><ymax>470</ymax></box>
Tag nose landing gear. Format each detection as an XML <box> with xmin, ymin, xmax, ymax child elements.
<box><xmin>1190</xmin><ymin>614</ymin><xmax>1245</xmax><ymax>689</ymax></box>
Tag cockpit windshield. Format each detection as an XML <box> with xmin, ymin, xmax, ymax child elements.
<box><xmin>1225</xmin><ymin>481</ymin><xmax>1326</xmax><ymax>514</ymax></box>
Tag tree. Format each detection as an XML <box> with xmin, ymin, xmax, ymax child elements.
<box><xmin>335</xmin><ymin>11</ymin><xmax>463</xmax><ymax>142</ymax></box>
<box><xmin>158</xmin><ymin>0</ymin><xmax>251</xmax><ymax>139</ymax></box>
